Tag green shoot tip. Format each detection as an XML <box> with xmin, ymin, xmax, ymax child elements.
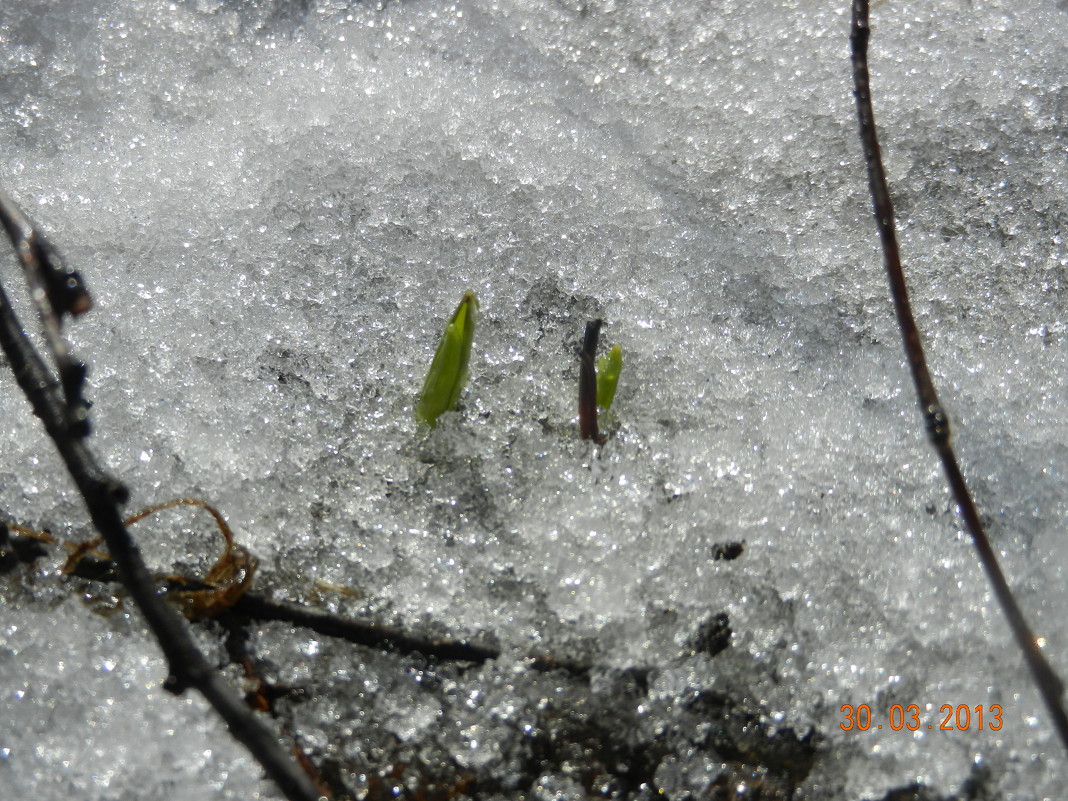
<box><xmin>415</xmin><ymin>291</ymin><xmax>479</xmax><ymax>427</ymax></box>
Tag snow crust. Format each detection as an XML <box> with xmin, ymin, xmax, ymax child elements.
<box><xmin>1</xmin><ymin>0</ymin><xmax>1067</xmax><ymax>798</ymax></box>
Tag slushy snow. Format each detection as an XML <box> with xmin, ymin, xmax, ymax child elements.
<box><xmin>1</xmin><ymin>0</ymin><xmax>1067</xmax><ymax>798</ymax></box>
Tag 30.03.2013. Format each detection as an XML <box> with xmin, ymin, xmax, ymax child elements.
<box><xmin>840</xmin><ymin>704</ymin><xmax>1003</xmax><ymax>732</ymax></box>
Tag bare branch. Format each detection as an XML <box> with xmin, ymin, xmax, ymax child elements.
<box><xmin>0</xmin><ymin>188</ymin><xmax>324</xmax><ymax>801</ymax></box>
<box><xmin>231</xmin><ymin>593</ymin><xmax>608</xmax><ymax>677</ymax></box>
<box><xmin>4</xmin><ymin>521</ymin><xmax>638</xmax><ymax>679</ymax></box>
<box><xmin>849</xmin><ymin>0</ymin><xmax>1068</xmax><ymax>752</ymax></box>
<box><xmin>0</xmin><ymin>189</ymin><xmax>93</xmax><ymax>436</ymax></box>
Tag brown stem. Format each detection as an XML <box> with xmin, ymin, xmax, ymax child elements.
<box><xmin>579</xmin><ymin>319</ymin><xmax>603</xmax><ymax>442</ymax></box>
<box><xmin>849</xmin><ymin>0</ymin><xmax>1068</xmax><ymax>752</ymax></box>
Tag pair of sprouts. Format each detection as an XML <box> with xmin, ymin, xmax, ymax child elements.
<box><xmin>414</xmin><ymin>291</ymin><xmax>621</xmax><ymax>439</ymax></box>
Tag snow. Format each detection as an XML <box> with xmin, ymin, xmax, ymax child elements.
<box><xmin>1</xmin><ymin>0</ymin><xmax>1067</xmax><ymax>798</ymax></box>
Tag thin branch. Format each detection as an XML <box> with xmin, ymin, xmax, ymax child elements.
<box><xmin>4</xmin><ymin>521</ymin><xmax>626</xmax><ymax>678</ymax></box>
<box><xmin>231</xmin><ymin>593</ymin><xmax>605</xmax><ymax>677</ymax></box>
<box><xmin>0</xmin><ymin>190</ymin><xmax>323</xmax><ymax>801</ymax></box>
<box><xmin>849</xmin><ymin>0</ymin><xmax>1068</xmax><ymax>752</ymax></box>
<box><xmin>0</xmin><ymin>189</ymin><xmax>93</xmax><ymax>436</ymax></box>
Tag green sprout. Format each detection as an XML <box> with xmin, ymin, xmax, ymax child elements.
<box><xmin>596</xmin><ymin>343</ymin><xmax>622</xmax><ymax>410</ymax></box>
<box><xmin>415</xmin><ymin>290</ymin><xmax>479</xmax><ymax>427</ymax></box>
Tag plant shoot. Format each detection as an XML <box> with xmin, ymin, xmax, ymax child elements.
<box><xmin>596</xmin><ymin>343</ymin><xmax>622</xmax><ymax>410</ymax></box>
<box><xmin>415</xmin><ymin>290</ymin><xmax>479</xmax><ymax>427</ymax></box>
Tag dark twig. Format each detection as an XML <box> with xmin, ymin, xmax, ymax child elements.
<box><xmin>850</xmin><ymin>0</ymin><xmax>1068</xmax><ymax>752</ymax></box>
<box><xmin>0</xmin><ymin>190</ymin><xmax>322</xmax><ymax>801</ymax></box>
<box><xmin>2</xmin><ymin>522</ymin><xmax>615</xmax><ymax>677</ymax></box>
<box><xmin>232</xmin><ymin>594</ymin><xmax>602</xmax><ymax>676</ymax></box>
<box><xmin>579</xmin><ymin>319</ymin><xmax>603</xmax><ymax>442</ymax></box>
<box><xmin>0</xmin><ymin>189</ymin><xmax>93</xmax><ymax>436</ymax></box>
<box><xmin>219</xmin><ymin>617</ymin><xmax>335</xmax><ymax>799</ymax></box>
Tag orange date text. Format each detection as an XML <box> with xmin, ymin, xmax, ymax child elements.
<box><xmin>839</xmin><ymin>704</ymin><xmax>1003</xmax><ymax>732</ymax></box>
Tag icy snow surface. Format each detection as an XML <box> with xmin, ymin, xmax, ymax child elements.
<box><xmin>1</xmin><ymin>0</ymin><xmax>1067</xmax><ymax>798</ymax></box>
